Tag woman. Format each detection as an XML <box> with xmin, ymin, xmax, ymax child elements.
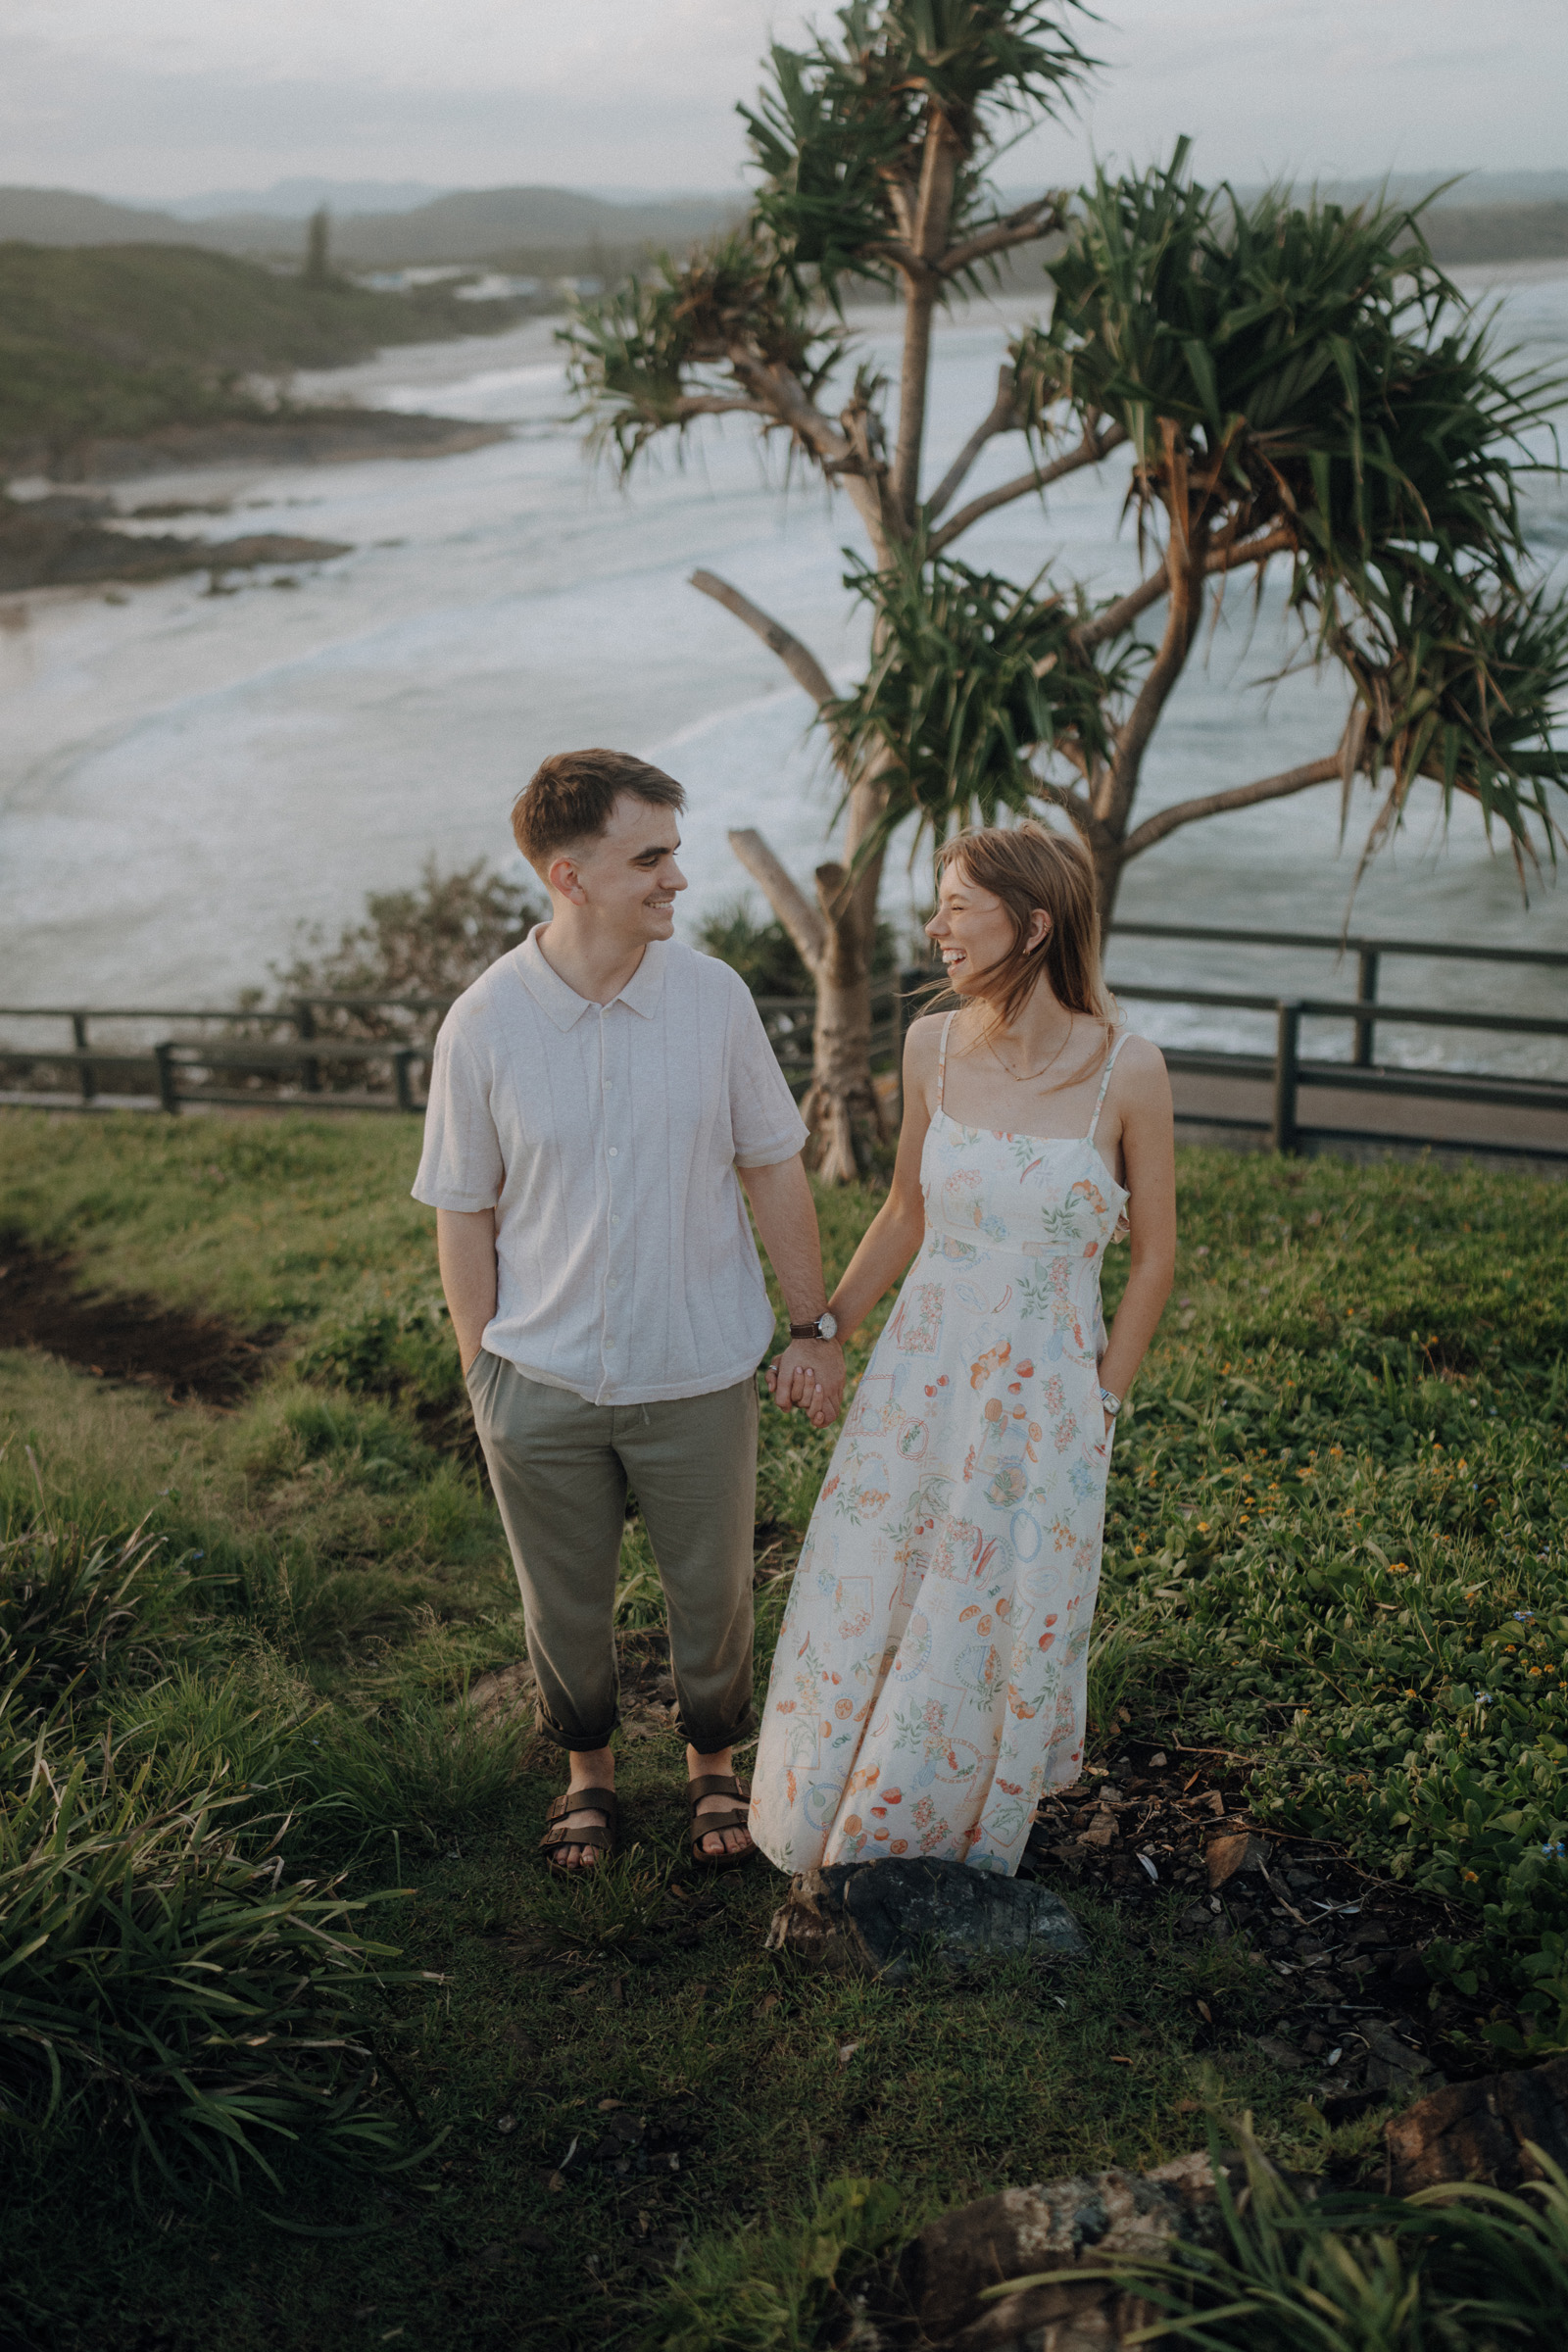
<box><xmin>751</xmin><ymin>822</ymin><xmax>1175</xmax><ymax>1877</ymax></box>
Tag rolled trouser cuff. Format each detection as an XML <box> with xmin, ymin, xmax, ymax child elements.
<box><xmin>675</xmin><ymin>1696</ymin><xmax>759</xmax><ymax>1756</ymax></box>
<box><xmin>533</xmin><ymin>1697</ymin><xmax>621</xmax><ymax>1753</ymax></box>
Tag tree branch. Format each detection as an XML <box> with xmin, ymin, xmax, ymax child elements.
<box><xmin>1073</xmin><ymin>569</ymin><xmax>1169</xmax><ymax>653</ymax></box>
<box><xmin>690</xmin><ymin>570</ymin><xmax>836</xmax><ymax>709</ymax></box>
<box><xmin>928</xmin><ymin>424</ymin><xmax>1128</xmax><ymax>555</ymax></box>
<box><xmin>728</xmin><ymin>827</ymin><xmax>827</xmax><ymax>972</ymax></box>
<box><xmin>1074</xmin><ymin>525</ymin><xmax>1299</xmax><ymax>653</ymax></box>
<box><xmin>924</xmin><ymin>364</ymin><xmax>1016</xmax><ymax>523</ymax></box>
<box><xmin>940</xmin><ymin>200</ymin><xmax>1064</xmax><ymax>277</ymax></box>
<box><xmin>669</xmin><ymin>394</ymin><xmax>773</xmax><ymax>422</ymax></box>
<box><xmin>729</xmin><ymin>352</ymin><xmax>893</xmax><ymax>548</ymax></box>
<box><xmin>890</xmin><ymin>107</ymin><xmax>960</xmax><ymax>529</ymax></box>
<box><xmin>1031</xmin><ymin>773</ymin><xmax>1107</xmax><ymax>845</ymax></box>
<box><xmin>1120</xmin><ymin>754</ymin><xmax>1343</xmax><ymax>860</ymax></box>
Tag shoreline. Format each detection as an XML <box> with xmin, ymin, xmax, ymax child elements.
<box><xmin>0</xmin><ymin>406</ymin><xmax>512</xmax><ymax>591</ymax></box>
<box><xmin>14</xmin><ymin>405</ymin><xmax>511</xmax><ymax>487</ymax></box>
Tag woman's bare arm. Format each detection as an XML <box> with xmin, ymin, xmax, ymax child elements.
<box><xmin>824</xmin><ymin>1016</ymin><xmax>943</xmax><ymax>1345</ymax></box>
<box><xmin>1097</xmin><ymin>1040</ymin><xmax>1176</xmax><ymax>1419</ymax></box>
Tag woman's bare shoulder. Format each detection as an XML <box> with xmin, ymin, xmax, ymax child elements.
<box><xmin>904</xmin><ymin>1009</ymin><xmax>951</xmax><ymax>1064</ymax></box>
<box><xmin>1111</xmin><ymin>1029</ymin><xmax>1172</xmax><ymax>1101</ymax></box>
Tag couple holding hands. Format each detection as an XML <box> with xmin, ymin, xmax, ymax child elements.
<box><xmin>416</xmin><ymin>750</ymin><xmax>1174</xmax><ymax>1877</ymax></box>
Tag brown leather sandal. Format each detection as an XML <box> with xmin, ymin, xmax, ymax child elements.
<box><xmin>539</xmin><ymin>1784</ymin><xmax>619</xmax><ymax>1873</ymax></box>
<box><xmin>686</xmin><ymin>1773</ymin><xmax>754</xmax><ymax>1871</ymax></box>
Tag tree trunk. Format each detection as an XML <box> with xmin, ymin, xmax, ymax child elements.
<box><xmin>729</xmin><ymin>746</ymin><xmax>894</xmax><ymax>1185</ymax></box>
<box><xmin>798</xmin><ymin>842</ymin><xmax>888</xmax><ymax>1184</ymax></box>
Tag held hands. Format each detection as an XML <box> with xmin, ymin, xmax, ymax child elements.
<box><xmin>765</xmin><ymin>1339</ymin><xmax>845</xmax><ymax>1430</ymax></box>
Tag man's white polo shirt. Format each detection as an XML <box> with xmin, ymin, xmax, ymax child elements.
<box><xmin>412</xmin><ymin>930</ymin><xmax>808</xmax><ymax>1406</ymax></box>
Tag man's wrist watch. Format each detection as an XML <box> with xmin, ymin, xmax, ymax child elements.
<box><xmin>789</xmin><ymin>1311</ymin><xmax>839</xmax><ymax>1343</ymax></box>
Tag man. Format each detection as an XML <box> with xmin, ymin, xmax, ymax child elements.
<box><xmin>414</xmin><ymin>748</ymin><xmax>845</xmax><ymax>1871</ymax></box>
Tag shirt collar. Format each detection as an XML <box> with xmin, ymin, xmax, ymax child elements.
<box><xmin>516</xmin><ymin>929</ymin><xmax>667</xmax><ymax>1030</ymax></box>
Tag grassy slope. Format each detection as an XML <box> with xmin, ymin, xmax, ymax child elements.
<box><xmin>1</xmin><ymin>1109</ymin><xmax>1565</xmax><ymax>2349</ymax></box>
<box><xmin>0</xmin><ymin>242</ymin><xmax>524</xmax><ymax>464</ymax></box>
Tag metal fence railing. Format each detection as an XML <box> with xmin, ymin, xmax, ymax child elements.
<box><xmin>1</xmin><ymin>922</ymin><xmax>1564</xmax><ymax>1157</ymax></box>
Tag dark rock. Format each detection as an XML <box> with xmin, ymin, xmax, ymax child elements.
<box><xmin>1357</xmin><ymin>2019</ymin><xmax>1443</xmax><ymax>2104</ymax></box>
<box><xmin>1385</xmin><ymin>2054</ymin><xmax>1568</xmax><ymax>2195</ymax></box>
<box><xmin>901</xmin><ymin>2153</ymin><xmax>1228</xmax><ymax>2349</ymax></box>
<box><xmin>764</xmin><ymin>1858</ymin><xmax>1086</xmax><ymax>1984</ymax></box>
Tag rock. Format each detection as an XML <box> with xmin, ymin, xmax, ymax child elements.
<box><xmin>1357</xmin><ymin>2019</ymin><xmax>1444</xmax><ymax>2104</ymax></box>
<box><xmin>1205</xmin><ymin>1831</ymin><xmax>1269</xmax><ymax>1890</ymax></box>
<box><xmin>901</xmin><ymin>2152</ymin><xmax>1229</xmax><ymax>2350</ymax></box>
<box><xmin>466</xmin><ymin>1658</ymin><xmax>538</xmax><ymax>1723</ymax></box>
<box><xmin>764</xmin><ymin>1858</ymin><xmax>1086</xmax><ymax>1984</ymax></box>
<box><xmin>1385</xmin><ymin>2054</ymin><xmax>1568</xmax><ymax>2195</ymax></box>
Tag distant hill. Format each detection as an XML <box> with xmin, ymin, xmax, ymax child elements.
<box><xmin>5</xmin><ymin>175</ymin><xmax>1566</xmax><ymax>283</ymax></box>
<box><xmin>0</xmin><ymin>183</ymin><xmax>744</xmax><ymax>267</ymax></box>
<box><xmin>0</xmin><ymin>242</ymin><xmax>527</xmax><ymax>473</ymax></box>
<box><xmin>165</xmin><ymin>178</ymin><xmax>452</xmax><ymax>221</ymax></box>
<box><xmin>1424</xmin><ymin>204</ymin><xmax>1568</xmax><ymax>266</ymax></box>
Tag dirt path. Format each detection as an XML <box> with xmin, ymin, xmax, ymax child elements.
<box><xmin>0</xmin><ymin>1232</ymin><xmax>274</xmax><ymax>1402</ymax></box>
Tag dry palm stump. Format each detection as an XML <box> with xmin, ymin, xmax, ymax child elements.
<box><xmin>1020</xmin><ymin>1738</ymin><xmax>1517</xmax><ymax>2114</ymax></box>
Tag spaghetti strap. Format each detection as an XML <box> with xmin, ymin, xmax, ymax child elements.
<box><xmin>1086</xmin><ymin>1028</ymin><xmax>1129</xmax><ymax>1145</ymax></box>
<box><xmin>936</xmin><ymin>1009</ymin><xmax>957</xmax><ymax>1114</ymax></box>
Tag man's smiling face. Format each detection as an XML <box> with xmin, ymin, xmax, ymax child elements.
<box><xmin>554</xmin><ymin>789</ymin><xmax>687</xmax><ymax>945</ymax></box>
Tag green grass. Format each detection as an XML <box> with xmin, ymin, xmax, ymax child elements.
<box><xmin>0</xmin><ymin>241</ymin><xmax>526</xmax><ymax>466</ymax></box>
<box><xmin>0</xmin><ymin>1107</ymin><xmax>1564</xmax><ymax>2348</ymax></box>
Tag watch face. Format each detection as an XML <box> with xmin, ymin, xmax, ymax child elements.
<box><xmin>817</xmin><ymin>1311</ymin><xmax>838</xmax><ymax>1341</ymax></box>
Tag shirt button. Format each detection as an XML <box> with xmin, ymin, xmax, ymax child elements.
<box><xmin>608</xmin><ymin>1147</ymin><xmax>618</xmax><ymax>1157</ymax></box>
<box><xmin>611</xmin><ymin>1214</ymin><xmax>620</xmax><ymax>1226</ymax></box>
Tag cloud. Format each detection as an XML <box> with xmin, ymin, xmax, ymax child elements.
<box><xmin>1</xmin><ymin>0</ymin><xmax>1563</xmax><ymax>202</ymax></box>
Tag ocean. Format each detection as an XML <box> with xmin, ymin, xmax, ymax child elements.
<box><xmin>2</xmin><ymin>264</ymin><xmax>1565</xmax><ymax>1077</ymax></box>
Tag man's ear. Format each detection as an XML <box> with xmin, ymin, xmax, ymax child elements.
<box><xmin>547</xmin><ymin>851</ymin><xmax>586</xmax><ymax>905</ymax></box>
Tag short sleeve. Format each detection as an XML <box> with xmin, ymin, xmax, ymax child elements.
<box><xmin>726</xmin><ymin>984</ymin><xmax>809</xmax><ymax>1169</ymax></box>
<box><xmin>411</xmin><ymin>1020</ymin><xmax>505</xmax><ymax>1210</ymax></box>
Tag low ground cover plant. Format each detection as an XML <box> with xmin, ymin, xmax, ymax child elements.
<box><xmin>0</xmin><ymin>1109</ymin><xmax>1564</xmax><ymax>2346</ymax></box>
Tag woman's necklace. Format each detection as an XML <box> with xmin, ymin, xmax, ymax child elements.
<box><xmin>982</xmin><ymin>1012</ymin><xmax>1075</xmax><ymax>1087</ymax></box>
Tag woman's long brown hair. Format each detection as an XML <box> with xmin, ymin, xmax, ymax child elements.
<box><xmin>935</xmin><ymin>821</ymin><xmax>1117</xmax><ymax>1037</ymax></box>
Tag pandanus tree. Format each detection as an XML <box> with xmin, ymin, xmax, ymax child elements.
<box><xmin>566</xmin><ymin>6</ymin><xmax>1568</xmax><ymax>1180</ymax></box>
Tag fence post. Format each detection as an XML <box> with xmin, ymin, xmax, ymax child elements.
<box><xmin>153</xmin><ymin>1042</ymin><xmax>181</xmax><ymax>1116</ymax></box>
<box><xmin>72</xmin><ymin>1011</ymin><xmax>96</xmax><ymax>1104</ymax></box>
<box><xmin>1354</xmin><ymin>947</ymin><xmax>1380</xmax><ymax>1068</ymax></box>
<box><xmin>393</xmin><ymin>1048</ymin><xmax>416</xmax><ymax>1114</ymax></box>
<box><xmin>1271</xmin><ymin>1001</ymin><xmax>1301</xmax><ymax>1155</ymax></box>
<box><xmin>292</xmin><ymin>998</ymin><xmax>321</xmax><ymax>1093</ymax></box>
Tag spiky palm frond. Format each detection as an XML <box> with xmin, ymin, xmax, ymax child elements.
<box><xmin>823</xmin><ymin>541</ymin><xmax>1140</xmax><ymax>851</ymax></box>
<box><xmin>1335</xmin><ymin>581</ymin><xmax>1568</xmax><ymax>874</ymax></box>
<box><xmin>743</xmin><ymin>1</ymin><xmax>1095</xmax><ymax>296</ymax></box>
<box><xmin>559</xmin><ymin>231</ymin><xmax>849</xmax><ymax>473</ymax></box>
<box><xmin>1043</xmin><ymin>147</ymin><xmax>1554</xmax><ymax>569</ymax></box>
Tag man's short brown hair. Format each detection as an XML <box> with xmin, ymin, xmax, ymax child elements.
<box><xmin>512</xmin><ymin>749</ymin><xmax>686</xmax><ymax>868</ymax></box>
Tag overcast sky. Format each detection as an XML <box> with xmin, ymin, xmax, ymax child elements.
<box><xmin>4</xmin><ymin>0</ymin><xmax>1563</xmax><ymax>205</ymax></box>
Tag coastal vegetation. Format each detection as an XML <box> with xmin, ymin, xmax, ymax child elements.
<box><xmin>1</xmin><ymin>1107</ymin><xmax>1564</xmax><ymax>2344</ymax></box>
<box><xmin>0</xmin><ymin>240</ymin><xmax>529</xmax><ymax>473</ymax></box>
<box><xmin>566</xmin><ymin>0</ymin><xmax>1568</xmax><ymax>1180</ymax></box>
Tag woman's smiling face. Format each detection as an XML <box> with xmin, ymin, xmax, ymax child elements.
<box><xmin>926</xmin><ymin>858</ymin><xmax>1042</xmax><ymax>996</ymax></box>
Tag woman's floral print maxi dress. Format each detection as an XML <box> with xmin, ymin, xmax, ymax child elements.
<box><xmin>751</xmin><ymin>1018</ymin><xmax>1129</xmax><ymax>1878</ymax></box>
